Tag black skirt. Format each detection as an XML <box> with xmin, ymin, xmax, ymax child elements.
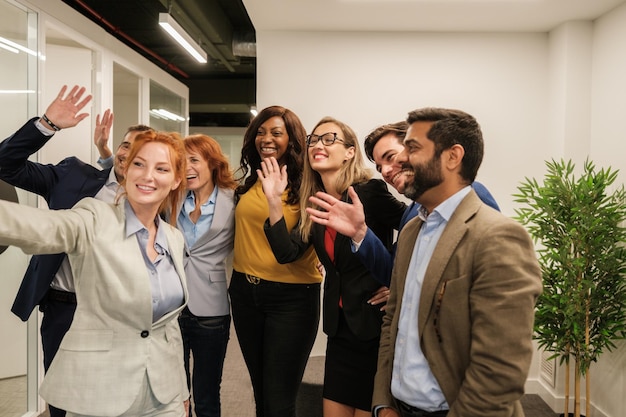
<box><xmin>323</xmin><ymin>311</ymin><xmax>380</xmax><ymax>411</ymax></box>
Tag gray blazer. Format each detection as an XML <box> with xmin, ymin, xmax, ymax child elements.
<box><xmin>178</xmin><ymin>187</ymin><xmax>235</xmax><ymax>316</ymax></box>
<box><xmin>0</xmin><ymin>197</ymin><xmax>189</xmax><ymax>416</ymax></box>
<box><xmin>373</xmin><ymin>190</ymin><xmax>542</xmax><ymax>417</ymax></box>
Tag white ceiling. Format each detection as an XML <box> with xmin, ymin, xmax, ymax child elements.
<box><xmin>244</xmin><ymin>0</ymin><xmax>625</xmax><ymax>32</ymax></box>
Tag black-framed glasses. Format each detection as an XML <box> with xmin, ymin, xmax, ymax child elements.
<box><xmin>306</xmin><ymin>132</ymin><xmax>345</xmax><ymax>147</ymax></box>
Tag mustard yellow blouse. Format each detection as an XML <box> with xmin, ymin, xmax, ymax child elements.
<box><xmin>233</xmin><ymin>180</ymin><xmax>322</xmax><ymax>284</ymax></box>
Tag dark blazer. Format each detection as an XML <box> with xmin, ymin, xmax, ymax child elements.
<box><xmin>373</xmin><ymin>191</ymin><xmax>542</xmax><ymax>416</ymax></box>
<box><xmin>265</xmin><ymin>179</ymin><xmax>406</xmax><ymax>341</ymax></box>
<box><xmin>0</xmin><ymin>118</ymin><xmax>111</xmax><ymax>321</ymax></box>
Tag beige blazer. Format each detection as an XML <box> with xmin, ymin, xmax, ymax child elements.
<box><xmin>0</xmin><ymin>197</ymin><xmax>189</xmax><ymax>416</ymax></box>
<box><xmin>373</xmin><ymin>190</ymin><xmax>542</xmax><ymax>417</ymax></box>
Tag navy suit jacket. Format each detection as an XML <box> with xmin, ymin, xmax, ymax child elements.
<box><xmin>357</xmin><ymin>181</ymin><xmax>500</xmax><ymax>286</ymax></box>
<box><xmin>0</xmin><ymin>118</ymin><xmax>111</xmax><ymax>321</ymax></box>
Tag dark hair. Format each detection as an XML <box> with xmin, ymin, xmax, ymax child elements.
<box><xmin>235</xmin><ymin>105</ymin><xmax>306</xmax><ymax>205</ymax></box>
<box><xmin>125</xmin><ymin>124</ymin><xmax>154</xmax><ymax>136</ymax></box>
<box><xmin>184</xmin><ymin>134</ymin><xmax>237</xmax><ymax>190</ymax></box>
<box><xmin>406</xmin><ymin>108</ymin><xmax>483</xmax><ymax>182</ymax></box>
<box><xmin>363</xmin><ymin>121</ymin><xmax>408</xmax><ymax>162</ymax></box>
<box><xmin>120</xmin><ymin>130</ymin><xmax>187</xmax><ymax>226</ymax></box>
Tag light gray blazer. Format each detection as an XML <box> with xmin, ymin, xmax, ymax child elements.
<box><xmin>0</xmin><ymin>197</ymin><xmax>189</xmax><ymax>416</ymax></box>
<box><xmin>178</xmin><ymin>187</ymin><xmax>235</xmax><ymax>316</ymax></box>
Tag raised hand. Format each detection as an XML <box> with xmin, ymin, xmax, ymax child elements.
<box><xmin>41</xmin><ymin>85</ymin><xmax>92</xmax><ymax>130</ymax></box>
<box><xmin>94</xmin><ymin>109</ymin><xmax>114</xmax><ymax>160</ymax></box>
<box><xmin>256</xmin><ymin>157</ymin><xmax>288</xmax><ymax>224</ymax></box>
<box><xmin>306</xmin><ymin>186</ymin><xmax>368</xmax><ymax>243</ymax></box>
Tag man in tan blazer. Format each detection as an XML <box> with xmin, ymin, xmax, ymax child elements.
<box><xmin>372</xmin><ymin>108</ymin><xmax>542</xmax><ymax>417</ymax></box>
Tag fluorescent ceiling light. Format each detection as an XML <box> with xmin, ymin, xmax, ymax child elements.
<box><xmin>250</xmin><ymin>106</ymin><xmax>258</xmax><ymax>117</ymax></box>
<box><xmin>158</xmin><ymin>13</ymin><xmax>207</xmax><ymax>64</ymax></box>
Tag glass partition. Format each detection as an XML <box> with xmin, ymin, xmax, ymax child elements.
<box><xmin>0</xmin><ymin>0</ymin><xmax>39</xmax><ymax>416</ymax></box>
<box><xmin>149</xmin><ymin>80</ymin><xmax>186</xmax><ymax>134</ymax></box>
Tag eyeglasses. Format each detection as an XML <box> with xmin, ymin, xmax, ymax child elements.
<box><xmin>306</xmin><ymin>132</ymin><xmax>345</xmax><ymax>147</ymax></box>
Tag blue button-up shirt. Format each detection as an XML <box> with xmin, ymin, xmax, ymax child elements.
<box><xmin>125</xmin><ymin>201</ymin><xmax>184</xmax><ymax>322</ymax></box>
<box><xmin>391</xmin><ymin>186</ymin><xmax>471</xmax><ymax>411</ymax></box>
<box><xmin>178</xmin><ymin>187</ymin><xmax>218</xmax><ymax>248</ymax></box>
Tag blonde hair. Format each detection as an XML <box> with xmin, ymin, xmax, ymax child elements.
<box><xmin>299</xmin><ymin>117</ymin><xmax>371</xmax><ymax>241</ymax></box>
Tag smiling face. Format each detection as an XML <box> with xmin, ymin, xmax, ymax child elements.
<box><xmin>255</xmin><ymin>116</ymin><xmax>290</xmax><ymax>164</ymax></box>
<box><xmin>307</xmin><ymin>122</ymin><xmax>355</xmax><ymax>174</ymax></box>
<box><xmin>124</xmin><ymin>141</ymin><xmax>182</xmax><ymax>210</ymax></box>
<box><xmin>185</xmin><ymin>150</ymin><xmax>213</xmax><ymax>194</ymax></box>
<box><xmin>371</xmin><ymin>133</ymin><xmax>414</xmax><ymax>194</ymax></box>
<box><xmin>402</xmin><ymin>121</ymin><xmax>444</xmax><ymax>201</ymax></box>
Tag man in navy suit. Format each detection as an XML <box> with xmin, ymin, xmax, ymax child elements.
<box><xmin>306</xmin><ymin>121</ymin><xmax>499</xmax><ymax>287</ymax></box>
<box><xmin>0</xmin><ymin>85</ymin><xmax>151</xmax><ymax>417</ymax></box>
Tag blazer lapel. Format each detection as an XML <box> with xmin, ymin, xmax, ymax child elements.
<box><xmin>188</xmin><ymin>188</ymin><xmax>234</xmax><ymax>248</ymax></box>
<box><xmin>417</xmin><ymin>191</ymin><xmax>480</xmax><ymax>335</ymax></box>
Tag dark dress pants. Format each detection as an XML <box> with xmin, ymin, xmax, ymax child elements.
<box><xmin>229</xmin><ymin>271</ymin><xmax>320</xmax><ymax>417</ymax></box>
<box><xmin>179</xmin><ymin>310</ymin><xmax>230</xmax><ymax>417</ymax></box>
<box><xmin>40</xmin><ymin>297</ymin><xmax>77</xmax><ymax>417</ymax></box>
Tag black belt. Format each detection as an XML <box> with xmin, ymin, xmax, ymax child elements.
<box><xmin>46</xmin><ymin>288</ymin><xmax>77</xmax><ymax>304</ymax></box>
<box><xmin>396</xmin><ymin>400</ymin><xmax>448</xmax><ymax>417</ymax></box>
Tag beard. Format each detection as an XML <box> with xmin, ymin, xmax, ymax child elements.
<box><xmin>403</xmin><ymin>154</ymin><xmax>444</xmax><ymax>201</ymax></box>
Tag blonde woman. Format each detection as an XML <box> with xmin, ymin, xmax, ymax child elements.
<box><xmin>260</xmin><ymin>117</ymin><xmax>406</xmax><ymax>417</ymax></box>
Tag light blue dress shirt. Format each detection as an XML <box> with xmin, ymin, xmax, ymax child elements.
<box><xmin>125</xmin><ymin>200</ymin><xmax>184</xmax><ymax>322</ymax></box>
<box><xmin>391</xmin><ymin>186</ymin><xmax>471</xmax><ymax>412</ymax></box>
<box><xmin>177</xmin><ymin>187</ymin><xmax>218</xmax><ymax>248</ymax></box>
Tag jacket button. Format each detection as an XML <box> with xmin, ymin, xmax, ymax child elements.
<box><xmin>140</xmin><ymin>330</ymin><xmax>149</xmax><ymax>338</ymax></box>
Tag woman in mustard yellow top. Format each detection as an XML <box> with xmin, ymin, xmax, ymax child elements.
<box><xmin>229</xmin><ymin>106</ymin><xmax>322</xmax><ymax>417</ymax></box>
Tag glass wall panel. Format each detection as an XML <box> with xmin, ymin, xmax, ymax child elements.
<box><xmin>149</xmin><ymin>80</ymin><xmax>186</xmax><ymax>133</ymax></box>
<box><xmin>0</xmin><ymin>0</ymin><xmax>38</xmax><ymax>415</ymax></box>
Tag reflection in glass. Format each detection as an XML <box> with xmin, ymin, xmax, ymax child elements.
<box><xmin>149</xmin><ymin>80</ymin><xmax>186</xmax><ymax>133</ymax></box>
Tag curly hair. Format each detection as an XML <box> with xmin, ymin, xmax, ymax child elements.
<box><xmin>235</xmin><ymin>106</ymin><xmax>306</xmax><ymax>205</ymax></box>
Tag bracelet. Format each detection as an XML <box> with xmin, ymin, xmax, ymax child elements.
<box><xmin>41</xmin><ymin>113</ymin><xmax>61</xmax><ymax>131</ymax></box>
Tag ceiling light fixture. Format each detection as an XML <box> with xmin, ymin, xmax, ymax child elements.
<box><xmin>250</xmin><ymin>106</ymin><xmax>258</xmax><ymax>117</ymax></box>
<box><xmin>159</xmin><ymin>13</ymin><xmax>207</xmax><ymax>64</ymax></box>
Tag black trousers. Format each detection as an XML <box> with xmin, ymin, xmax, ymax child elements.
<box><xmin>40</xmin><ymin>292</ymin><xmax>77</xmax><ymax>417</ymax></box>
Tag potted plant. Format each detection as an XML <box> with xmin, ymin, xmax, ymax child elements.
<box><xmin>514</xmin><ymin>159</ymin><xmax>626</xmax><ymax>417</ymax></box>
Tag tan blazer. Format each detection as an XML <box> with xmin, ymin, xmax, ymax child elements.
<box><xmin>0</xmin><ymin>197</ymin><xmax>189</xmax><ymax>416</ymax></box>
<box><xmin>373</xmin><ymin>190</ymin><xmax>542</xmax><ymax>417</ymax></box>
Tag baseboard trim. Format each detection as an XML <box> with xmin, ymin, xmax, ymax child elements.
<box><xmin>526</xmin><ymin>377</ymin><xmax>610</xmax><ymax>417</ymax></box>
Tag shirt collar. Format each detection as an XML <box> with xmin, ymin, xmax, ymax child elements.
<box><xmin>185</xmin><ymin>186</ymin><xmax>218</xmax><ymax>209</ymax></box>
<box><xmin>124</xmin><ymin>200</ymin><xmax>170</xmax><ymax>253</ymax></box>
<box><xmin>106</xmin><ymin>167</ymin><xmax>120</xmax><ymax>186</ymax></box>
<box><xmin>417</xmin><ymin>186</ymin><xmax>472</xmax><ymax>222</ymax></box>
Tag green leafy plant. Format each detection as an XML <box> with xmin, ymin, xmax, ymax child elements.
<box><xmin>514</xmin><ymin>159</ymin><xmax>626</xmax><ymax>417</ymax></box>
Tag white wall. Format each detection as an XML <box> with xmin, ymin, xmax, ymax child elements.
<box><xmin>587</xmin><ymin>4</ymin><xmax>626</xmax><ymax>417</ymax></box>
<box><xmin>254</xmin><ymin>4</ymin><xmax>626</xmax><ymax>416</ymax></box>
<box><xmin>256</xmin><ymin>30</ymin><xmax>551</xmax><ymax>217</ymax></box>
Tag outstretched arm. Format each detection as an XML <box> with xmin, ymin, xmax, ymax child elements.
<box><xmin>40</xmin><ymin>85</ymin><xmax>92</xmax><ymax>131</ymax></box>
